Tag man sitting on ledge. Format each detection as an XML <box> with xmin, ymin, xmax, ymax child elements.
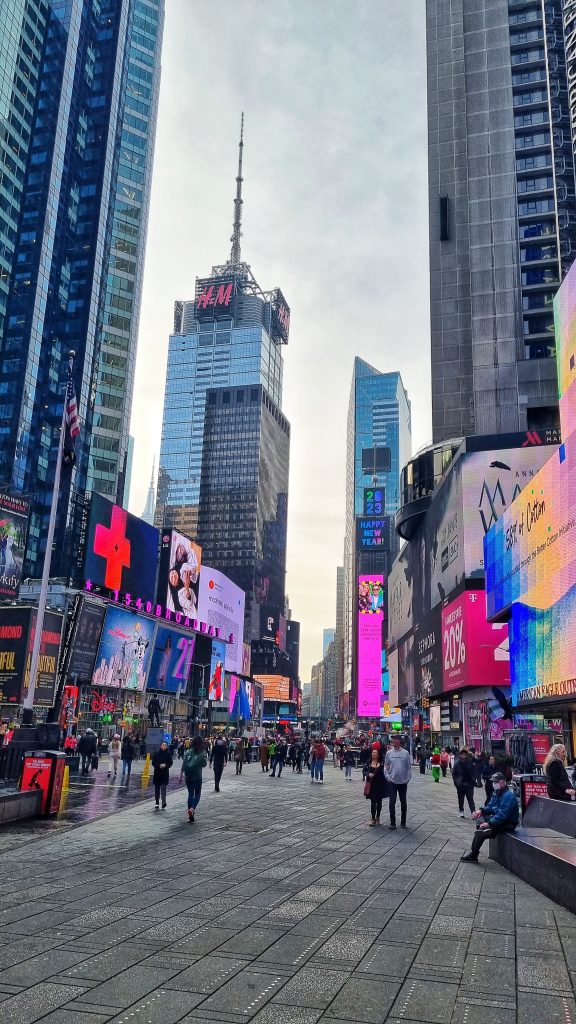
<box><xmin>461</xmin><ymin>772</ymin><xmax>519</xmax><ymax>863</ymax></box>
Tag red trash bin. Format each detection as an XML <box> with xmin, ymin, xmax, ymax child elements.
<box><xmin>20</xmin><ymin>750</ymin><xmax>66</xmax><ymax>815</ymax></box>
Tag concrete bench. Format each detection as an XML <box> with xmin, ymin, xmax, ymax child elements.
<box><xmin>0</xmin><ymin>788</ymin><xmax>42</xmax><ymax>823</ymax></box>
<box><xmin>490</xmin><ymin>796</ymin><xmax>576</xmax><ymax>913</ymax></box>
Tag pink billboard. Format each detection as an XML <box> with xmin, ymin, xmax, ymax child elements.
<box><xmin>442</xmin><ymin>591</ymin><xmax>509</xmax><ymax>692</ymax></box>
<box><xmin>357</xmin><ymin>575</ymin><xmax>384</xmax><ymax>717</ymax></box>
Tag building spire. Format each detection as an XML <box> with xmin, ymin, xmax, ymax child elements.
<box><xmin>229</xmin><ymin>113</ymin><xmax>244</xmax><ymax>267</ymax></box>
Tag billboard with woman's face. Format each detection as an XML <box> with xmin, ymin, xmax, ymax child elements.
<box><xmin>158</xmin><ymin>529</ymin><xmax>202</xmax><ymax>616</ymax></box>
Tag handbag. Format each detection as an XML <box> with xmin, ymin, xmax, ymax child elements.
<box><xmin>91</xmin><ymin>754</ymin><xmax>99</xmax><ymax>770</ymax></box>
<box><xmin>363</xmin><ymin>778</ymin><xmax>372</xmax><ymax>798</ymax></box>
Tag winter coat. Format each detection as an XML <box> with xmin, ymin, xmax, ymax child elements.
<box><xmin>480</xmin><ymin>787</ymin><xmax>519</xmax><ymax>828</ymax></box>
<box><xmin>365</xmin><ymin>763</ymin><xmax>388</xmax><ymax>799</ymax></box>
<box><xmin>546</xmin><ymin>759</ymin><xmax>573</xmax><ymax>801</ymax></box>
<box><xmin>121</xmin><ymin>737</ymin><xmax>135</xmax><ymax>762</ymax></box>
<box><xmin>152</xmin><ymin>748</ymin><xmax>173</xmax><ymax>785</ymax></box>
<box><xmin>182</xmin><ymin>749</ymin><xmax>208</xmax><ymax>780</ymax></box>
<box><xmin>77</xmin><ymin>733</ymin><xmax>97</xmax><ymax>756</ymax></box>
<box><xmin>210</xmin><ymin>739</ymin><xmax>228</xmax><ymax>767</ymax></box>
<box><xmin>259</xmin><ymin>743</ymin><xmax>270</xmax><ymax>764</ymax></box>
<box><xmin>234</xmin><ymin>743</ymin><xmax>245</xmax><ymax>763</ymax></box>
<box><xmin>108</xmin><ymin>739</ymin><xmax>121</xmax><ymax>760</ymax></box>
<box><xmin>452</xmin><ymin>757</ymin><xmax>476</xmax><ymax>790</ymax></box>
<box><xmin>344</xmin><ymin>750</ymin><xmax>355</xmax><ymax>767</ymax></box>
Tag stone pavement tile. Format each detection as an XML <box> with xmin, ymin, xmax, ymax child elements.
<box><xmin>290</xmin><ymin>914</ymin><xmax>344</xmax><ymax>939</ymax></box>
<box><xmin>257</xmin><ymin>932</ymin><xmax>332</xmax><ymax>967</ymax></box>
<box><xmin>216</xmin><ymin>906</ymin><xmax>270</xmax><ymax>929</ymax></box>
<box><xmin>105</xmin><ymin>988</ymin><xmax>205</xmax><ymax>1023</ymax></box>
<box><xmin>270</xmin><ymin>966</ymin><xmax>346</xmax><ymax>1009</ymax></box>
<box><xmin>217</xmin><ymin>927</ymin><xmax>287</xmax><ymax>958</ymax></box>
<box><xmin>517</xmin><ymin>952</ymin><xmax>572</xmax><ymax>993</ymax></box>
<box><xmin>515</xmin><ymin>900</ymin><xmax>556</xmax><ymax>929</ymax></box>
<box><xmin>199</xmin><ymin>969</ymin><xmax>283</xmax><ymax>1015</ymax></box>
<box><xmin>518</xmin><ymin>991</ymin><xmax>576</xmax><ymax>1024</ymax></box>
<box><xmin>168</xmin><ymin>956</ymin><xmax>246</xmax><ymax>993</ymax></box>
<box><xmin>0</xmin><ymin>948</ymin><xmax>90</xmax><ymax>987</ymax></box>
<box><xmin>0</xmin><ymin>982</ymin><xmax>86</xmax><ymax>1024</ymax></box>
<box><xmin>467</xmin><ymin>930</ymin><xmax>515</xmax><ymax>958</ymax></box>
<box><xmin>321</xmin><ymin>975</ymin><xmax>400</xmax><ymax>1021</ymax></box>
<box><xmin>312</xmin><ymin>928</ymin><xmax>380</xmax><ymax>964</ymax></box>
<box><xmin>193</xmin><ymin>895</ymin><xmax>246</xmax><ymax>917</ymax></box>
<box><xmin>409</xmin><ymin>879</ymin><xmax>450</xmax><ymax>901</ymax></box>
<box><xmin>365</xmin><ymin>891</ymin><xmax>405</xmax><ymax>911</ymax></box>
<box><xmin>437</xmin><ymin>896</ymin><xmax>477</xmax><ymax>919</ymax></box>
<box><xmin>428</xmin><ymin>914</ymin><xmax>472</xmax><ymax>939</ymax></box>
<box><xmin>76</xmin><ymin>965</ymin><xmax>179</xmax><ymax>1009</ymax></box>
<box><xmin>169</xmin><ymin>926</ymin><xmax>238</xmax><ymax>957</ymax></box>
<box><xmin>394</xmin><ymin>896</ymin><xmax>440</xmax><ymax>918</ymax></box>
<box><xmin>347</xmin><ymin>906</ymin><xmax>392</xmax><ymax>930</ymax></box>
<box><xmin>356</xmin><ymin>942</ymin><xmax>416</xmax><ymax>978</ymax></box>
<box><xmin>319</xmin><ymin>894</ymin><xmax>367</xmax><ymax>914</ymax></box>
<box><xmin>60</xmin><ymin>943</ymin><xmax>153</xmax><ymax>982</ymax></box>
<box><xmin>390</xmin><ymin>978</ymin><xmax>459</xmax><ymax>1023</ymax></box>
<box><xmin>0</xmin><ymin>936</ymin><xmax>58</xmax><ymax>970</ymax></box>
<box><xmin>461</xmin><ymin>954</ymin><xmax>516</xmax><ymax>997</ymax></box>
<box><xmin>251</xmin><ymin>1008</ymin><xmax>322</xmax><ymax>1024</ymax></box>
<box><xmin>516</xmin><ymin>926</ymin><xmax>561</xmax><ymax>952</ymax></box>
<box><xmin>414</xmin><ymin>936</ymin><xmax>466</xmax><ymax>970</ymax></box>
<box><xmin>261</xmin><ymin>901</ymin><xmax>319</xmax><ymax>925</ymax></box>
<box><xmin>246</xmin><ymin>890</ymin><xmax>292</xmax><ymax>909</ymax></box>
<box><xmin>24</xmin><ymin>1011</ymin><xmax>112</xmax><ymax>1024</ymax></box>
<box><xmin>451</xmin><ymin>998</ymin><xmax>516</xmax><ymax>1024</ymax></box>
<box><xmin>379</xmin><ymin>916</ymin><xmax>429</xmax><ymax>945</ymax></box>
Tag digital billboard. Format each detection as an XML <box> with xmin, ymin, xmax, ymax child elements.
<box><xmin>147</xmin><ymin>626</ymin><xmax>195</xmax><ymax>694</ymax></box>
<box><xmin>270</xmin><ymin>288</ymin><xmax>291</xmax><ymax>344</ymax></box>
<box><xmin>356</xmin><ymin>517</ymin><xmax>391</xmax><ymax>552</ymax></box>
<box><xmin>364</xmin><ymin>487</ymin><xmax>385</xmax><ymax>516</ymax></box>
<box><xmin>92</xmin><ymin>605</ymin><xmax>156</xmax><ymax>690</ymax></box>
<box><xmin>157</xmin><ymin>529</ymin><xmax>202</xmax><ymax>616</ymax></box>
<box><xmin>208</xmin><ymin>639</ymin><xmax>226</xmax><ymax>702</ymax></box>
<box><xmin>441</xmin><ymin>591</ymin><xmax>509</xmax><ymax>692</ymax></box>
<box><xmin>0</xmin><ymin>492</ymin><xmax>30</xmax><ymax>598</ymax></box>
<box><xmin>388</xmin><ymin>634</ymin><xmax>415</xmax><ymax>705</ymax></box>
<box><xmin>509</xmin><ymin>585</ymin><xmax>576</xmax><ymax>707</ymax></box>
<box><xmin>260</xmin><ymin>606</ymin><xmax>286</xmax><ymax>648</ymax></box>
<box><xmin>84</xmin><ymin>494</ymin><xmax>159</xmax><ymax>604</ymax></box>
<box><xmin>22</xmin><ymin>610</ymin><xmax>64</xmax><ymax>707</ymax></box>
<box><xmin>253</xmin><ymin>674</ymin><xmax>291</xmax><ymax>701</ymax></box>
<box><xmin>67</xmin><ymin>600</ymin><xmax>106</xmax><ymax>683</ymax></box>
<box><xmin>357</xmin><ymin>575</ymin><xmax>384</xmax><ymax>718</ymax></box>
<box><xmin>414</xmin><ymin>606</ymin><xmax>442</xmax><ymax>699</ymax></box>
<box><xmin>229</xmin><ymin>674</ymin><xmax>251</xmax><ymax>718</ymax></box>
<box><xmin>0</xmin><ymin>608</ymin><xmax>33</xmax><ymax>703</ymax></box>
<box><xmin>242</xmin><ymin>642</ymin><xmax>251</xmax><ymax>677</ymax></box>
<box><xmin>554</xmin><ymin>257</ymin><xmax>576</xmax><ymax>438</ymax></box>
<box><xmin>484</xmin><ymin>432</ymin><xmax>576</xmax><ymax>620</ymax></box>
<box><xmin>197</xmin><ymin>566</ymin><xmax>244</xmax><ymax>674</ymax></box>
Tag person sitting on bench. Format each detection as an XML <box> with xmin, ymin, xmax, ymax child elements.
<box><xmin>461</xmin><ymin>772</ymin><xmax>519</xmax><ymax>863</ymax></box>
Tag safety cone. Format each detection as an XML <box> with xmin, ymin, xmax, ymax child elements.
<box><xmin>62</xmin><ymin>765</ymin><xmax>70</xmax><ymax>792</ymax></box>
<box><xmin>142</xmin><ymin>753</ymin><xmax>151</xmax><ymax>780</ymax></box>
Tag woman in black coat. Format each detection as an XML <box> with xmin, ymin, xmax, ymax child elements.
<box><xmin>151</xmin><ymin>741</ymin><xmax>173</xmax><ymax>809</ymax></box>
<box><xmin>452</xmin><ymin>749</ymin><xmax>477</xmax><ymax>817</ymax></box>
<box><xmin>544</xmin><ymin>744</ymin><xmax>575</xmax><ymax>802</ymax></box>
<box><xmin>365</xmin><ymin>748</ymin><xmax>388</xmax><ymax>826</ymax></box>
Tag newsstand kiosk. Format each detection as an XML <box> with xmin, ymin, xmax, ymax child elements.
<box><xmin>20</xmin><ymin>750</ymin><xmax>67</xmax><ymax>816</ymax></box>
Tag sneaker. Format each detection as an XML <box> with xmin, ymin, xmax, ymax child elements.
<box><xmin>188</xmin><ymin>809</ymin><xmax>194</xmax><ymax>822</ymax></box>
<box><xmin>400</xmin><ymin>822</ymin><xmax>407</xmax><ymax>828</ymax></box>
<box><xmin>162</xmin><ymin>803</ymin><xmax>167</xmax><ymax>809</ymax></box>
<box><xmin>154</xmin><ymin>804</ymin><xmax>159</xmax><ymax>810</ymax></box>
<box><xmin>459</xmin><ymin>811</ymin><xmax>465</xmax><ymax>818</ymax></box>
<box><xmin>389</xmin><ymin>823</ymin><xmax>397</xmax><ymax>830</ymax></box>
<box><xmin>369</xmin><ymin>820</ymin><xmax>376</xmax><ymax>827</ymax></box>
<box><xmin>460</xmin><ymin>853</ymin><xmax>479</xmax><ymax>863</ymax></box>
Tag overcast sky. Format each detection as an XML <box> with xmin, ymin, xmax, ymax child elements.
<box><xmin>129</xmin><ymin>0</ymin><xmax>430</xmax><ymax>682</ymax></box>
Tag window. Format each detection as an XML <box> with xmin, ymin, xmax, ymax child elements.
<box><xmin>517</xmin><ymin>175</ymin><xmax>553</xmax><ymax>193</ymax></box>
<box><xmin>518</xmin><ymin>198</ymin><xmax>555</xmax><ymax>215</ymax></box>
<box><xmin>515</xmin><ymin>131</ymin><xmax>550</xmax><ymax>149</ymax></box>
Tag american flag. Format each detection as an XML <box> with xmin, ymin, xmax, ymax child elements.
<box><xmin>66</xmin><ymin>373</ymin><xmax>80</xmax><ymax>439</ymax></box>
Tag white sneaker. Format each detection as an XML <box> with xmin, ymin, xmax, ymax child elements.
<box><xmin>459</xmin><ymin>811</ymin><xmax>465</xmax><ymax>818</ymax></box>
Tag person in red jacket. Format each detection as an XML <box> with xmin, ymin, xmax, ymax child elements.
<box><xmin>311</xmin><ymin>740</ymin><xmax>327</xmax><ymax>783</ymax></box>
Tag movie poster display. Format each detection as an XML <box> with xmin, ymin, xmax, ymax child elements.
<box><xmin>158</xmin><ymin>529</ymin><xmax>202</xmax><ymax>616</ymax></box>
<box><xmin>0</xmin><ymin>493</ymin><xmax>30</xmax><ymax>598</ymax></box>
<box><xmin>147</xmin><ymin>626</ymin><xmax>195</xmax><ymax>694</ymax></box>
<box><xmin>0</xmin><ymin>607</ymin><xmax>32</xmax><ymax>704</ymax></box>
<box><xmin>67</xmin><ymin>600</ymin><xmax>106</xmax><ymax>683</ymax></box>
<box><xmin>357</xmin><ymin>575</ymin><xmax>384</xmax><ymax>718</ymax></box>
<box><xmin>208</xmin><ymin>639</ymin><xmax>226</xmax><ymax>702</ymax></box>
<box><xmin>84</xmin><ymin>494</ymin><xmax>159</xmax><ymax>603</ymax></box>
<box><xmin>198</xmin><ymin>566</ymin><xmax>244</xmax><ymax>674</ymax></box>
<box><xmin>92</xmin><ymin>606</ymin><xmax>156</xmax><ymax>691</ymax></box>
<box><xmin>414</xmin><ymin>607</ymin><xmax>442</xmax><ymax>699</ymax></box>
<box><xmin>22</xmin><ymin>609</ymin><xmax>64</xmax><ymax>706</ymax></box>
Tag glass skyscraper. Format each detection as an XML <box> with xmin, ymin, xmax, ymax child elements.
<box><xmin>0</xmin><ymin>0</ymin><xmax>164</xmax><ymax>576</ymax></box>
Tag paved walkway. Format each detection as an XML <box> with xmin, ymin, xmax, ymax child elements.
<box><xmin>0</xmin><ymin>761</ymin><xmax>574</xmax><ymax>1024</ymax></box>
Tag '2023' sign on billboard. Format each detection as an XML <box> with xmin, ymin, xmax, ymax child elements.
<box><xmin>442</xmin><ymin>591</ymin><xmax>509</xmax><ymax>691</ymax></box>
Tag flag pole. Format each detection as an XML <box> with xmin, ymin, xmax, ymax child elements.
<box><xmin>22</xmin><ymin>350</ymin><xmax>75</xmax><ymax>725</ymax></box>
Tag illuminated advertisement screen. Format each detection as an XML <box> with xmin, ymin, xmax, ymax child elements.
<box><xmin>0</xmin><ymin>492</ymin><xmax>30</xmax><ymax>598</ymax></box>
<box><xmin>510</xmin><ymin>584</ymin><xmax>576</xmax><ymax>706</ymax></box>
<box><xmin>147</xmin><ymin>626</ymin><xmax>195</xmax><ymax>693</ymax></box>
<box><xmin>270</xmin><ymin>288</ymin><xmax>291</xmax><ymax>344</ymax></box>
<box><xmin>158</xmin><ymin>529</ymin><xmax>202</xmax><ymax>617</ymax></box>
<box><xmin>356</xmin><ymin>517</ymin><xmax>390</xmax><ymax>552</ymax></box>
<box><xmin>364</xmin><ymin>487</ymin><xmax>385</xmax><ymax>516</ymax></box>
<box><xmin>197</xmin><ymin>565</ymin><xmax>244</xmax><ymax>674</ymax></box>
<box><xmin>554</xmin><ymin>257</ymin><xmax>576</xmax><ymax>437</ymax></box>
<box><xmin>441</xmin><ymin>591</ymin><xmax>509</xmax><ymax>692</ymax></box>
<box><xmin>0</xmin><ymin>607</ymin><xmax>33</xmax><ymax>703</ymax></box>
<box><xmin>260</xmin><ymin>606</ymin><xmax>286</xmax><ymax>650</ymax></box>
<box><xmin>22</xmin><ymin>609</ymin><xmax>63</xmax><ymax>707</ymax></box>
<box><xmin>208</xmin><ymin>639</ymin><xmax>226</xmax><ymax>702</ymax></box>
<box><xmin>357</xmin><ymin>575</ymin><xmax>384</xmax><ymax>717</ymax></box>
<box><xmin>242</xmin><ymin>642</ymin><xmax>251</xmax><ymax>677</ymax></box>
<box><xmin>92</xmin><ymin>605</ymin><xmax>156</xmax><ymax>690</ymax></box>
<box><xmin>67</xmin><ymin>600</ymin><xmax>106</xmax><ymax>683</ymax></box>
<box><xmin>254</xmin><ymin>674</ymin><xmax>291</xmax><ymax>701</ymax></box>
<box><xmin>484</xmin><ymin>432</ymin><xmax>576</xmax><ymax>620</ymax></box>
<box><xmin>415</xmin><ymin>607</ymin><xmax>442</xmax><ymax>700</ymax></box>
<box><xmin>229</xmin><ymin>674</ymin><xmax>251</xmax><ymax>718</ymax></box>
<box><xmin>84</xmin><ymin>494</ymin><xmax>159</xmax><ymax>604</ymax></box>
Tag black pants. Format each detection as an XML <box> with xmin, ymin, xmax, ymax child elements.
<box><xmin>213</xmin><ymin>763</ymin><xmax>224</xmax><ymax>790</ymax></box>
<box><xmin>270</xmin><ymin>756</ymin><xmax>284</xmax><ymax>777</ymax></box>
<box><xmin>154</xmin><ymin>783</ymin><xmax>167</xmax><ymax>806</ymax></box>
<box><xmin>484</xmin><ymin>781</ymin><xmax>494</xmax><ymax>802</ymax></box>
<box><xmin>235</xmin><ymin>760</ymin><xmax>242</xmax><ymax>774</ymax></box>
<box><xmin>370</xmin><ymin>797</ymin><xmax>383</xmax><ymax>820</ymax></box>
<box><xmin>441</xmin><ymin>764</ymin><xmax>447</xmax><ymax>778</ymax></box>
<box><xmin>388</xmin><ymin>782</ymin><xmax>408</xmax><ymax>825</ymax></box>
<box><xmin>471</xmin><ymin>824</ymin><xmax>515</xmax><ymax>858</ymax></box>
<box><xmin>80</xmin><ymin>754</ymin><xmax>90</xmax><ymax>774</ymax></box>
<box><xmin>457</xmin><ymin>786</ymin><xmax>476</xmax><ymax>813</ymax></box>
<box><xmin>419</xmin><ymin>758</ymin><xmax>426</xmax><ymax>774</ymax></box>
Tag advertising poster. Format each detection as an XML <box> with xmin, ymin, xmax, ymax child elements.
<box><xmin>22</xmin><ymin>609</ymin><xmax>64</xmax><ymax>707</ymax></box>
<box><xmin>147</xmin><ymin>626</ymin><xmax>195</xmax><ymax>694</ymax></box>
<box><xmin>92</xmin><ymin>606</ymin><xmax>156</xmax><ymax>690</ymax></box>
<box><xmin>253</xmin><ymin>682</ymin><xmax>264</xmax><ymax>722</ymax></box>
<box><xmin>208</xmin><ymin>638</ymin><xmax>226</xmax><ymax>702</ymax></box>
<box><xmin>441</xmin><ymin>591</ymin><xmax>509</xmax><ymax>692</ymax></box>
<box><xmin>253</xmin><ymin>674</ymin><xmax>291</xmax><ymax>701</ymax></box>
<box><xmin>60</xmin><ymin>684</ymin><xmax>79</xmax><ymax>730</ymax></box>
<box><xmin>531</xmin><ymin>733</ymin><xmax>552</xmax><ymax>765</ymax></box>
<box><xmin>388</xmin><ymin>546</ymin><xmax>415</xmax><ymax>649</ymax></box>
<box><xmin>229</xmin><ymin>674</ymin><xmax>251</xmax><ymax>718</ymax></box>
<box><xmin>242</xmin><ymin>642</ymin><xmax>252</xmax><ymax>677</ymax></box>
<box><xmin>83</xmin><ymin>493</ymin><xmax>159</xmax><ymax>603</ymax></box>
<box><xmin>414</xmin><ymin>606</ymin><xmax>443</xmax><ymax>699</ymax></box>
<box><xmin>357</xmin><ymin>575</ymin><xmax>384</xmax><ymax>718</ymax></box>
<box><xmin>158</xmin><ymin>529</ymin><xmax>202</xmax><ymax>616</ymax></box>
<box><xmin>0</xmin><ymin>607</ymin><xmax>31</xmax><ymax>703</ymax></box>
<box><xmin>21</xmin><ymin>755</ymin><xmax>53</xmax><ymax>814</ymax></box>
<box><xmin>198</xmin><ymin>565</ymin><xmax>244</xmax><ymax>674</ymax></box>
<box><xmin>67</xmin><ymin>600</ymin><xmax>106</xmax><ymax>683</ymax></box>
<box><xmin>510</xmin><ymin>584</ymin><xmax>576</xmax><ymax>707</ymax></box>
<box><xmin>554</xmin><ymin>258</ymin><xmax>576</xmax><ymax>438</ymax></box>
<box><xmin>0</xmin><ymin>492</ymin><xmax>30</xmax><ymax>598</ymax></box>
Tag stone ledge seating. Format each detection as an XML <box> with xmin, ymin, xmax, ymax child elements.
<box><xmin>490</xmin><ymin>795</ymin><xmax>576</xmax><ymax>913</ymax></box>
<box><xmin>0</xmin><ymin>788</ymin><xmax>42</xmax><ymax>823</ymax></box>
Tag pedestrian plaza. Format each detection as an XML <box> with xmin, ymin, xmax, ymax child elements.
<box><xmin>0</xmin><ymin>763</ymin><xmax>574</xmax><ymax>1024</ymax></box>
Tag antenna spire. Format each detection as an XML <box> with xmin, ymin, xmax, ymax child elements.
<box><xmin>229</xmin><ymin>113</ymin><xmax>244</xmax><ymax>266</ymax></box>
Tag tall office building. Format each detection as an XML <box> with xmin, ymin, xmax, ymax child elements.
<box><xmin>0</xmin><ymin>0</ymin><xmax>164</xmax><ymax>576</ymax></box>
<box><xmin>156</xmin><ymin>120</ymin><xmax>290</xmax><ymax>541</ymax></box>
<box><xmin>335</xmin><ymin>564</ymin><xmax>345</xmax><ymax>705</ymax></box>
<box><xmin>343</xmin><ymin>359</ymin><xmax>411</xmax><ymax>708</ymax></box>
<box><xmin>428</xmin><ymin>0</ymin><xmax>576</xmax><ymax>442</ymax></box>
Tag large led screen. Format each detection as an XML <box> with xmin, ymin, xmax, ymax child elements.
<box><xmin>208</xmin><ymin>639</ymin><xmax>226</xmax><ymax>702</ymax></box>
<box><xmin>197</xmin><ymin>565</ymin><xmax>244</xmax><ymax>674</ymax></box>
<box><xmin>0</xmin><ymin>493</ymin><xmax>30</xmax><ymax>598</ymax></box>
<box><xmin>158</xmin><ymin>529</ymin><xmax>202</xmax><ymax>616</ymax></box>
<box><xmin>84</xmin><ymin>494</ymin><xmax>159</xmax><ymax>603</ymax></box>
<box><xmin>441</xmin><ymin>591</ymin><xmax>509</xmax><ymax>692</ymax></box>
<box><xmin>67</xmin><ymin>600</ymin><xmax>106</xmax><ymax>683</ymax></box>
<box><xmin>22</xmin><ymin>609</ymin><xmax>64</xmax><ymax>707</ymax></box>
<box><xmin>147</xmin><ymin>626</ymin><xmax>195</xmax><ymax>694</ymax></box>
<box><xmin>229</xmin><ymin>674</ymin><xmax>251</xmax><ymax>718</ymax></box>
<box><xmin>554</xmin><ymin>257</ymin><xmax>576</xmax><ymax>438</ymax></box>
<box><xmin>253</xmin><ymin>674</ymin><xmax>290</xmax><ymax>701</ymax></box>
<box><xmin>0</xmin><ymin>608</ymin><xmax>31</xmax><ymax>703</ymax></box>
<box><xmin>510</xmin><ymin>584</ymin><xmax>576</xmax><ymax>707</ymax></box>
<box><xmin>357</xmin><ymin>575</ymin><xmax>384</xmax><ymax>718</ymax></box>
<box><xmin>484</xmin><ymin>432</ymin><xmax>576</xmax><ymax>620</ymax></box>
<box><xmin>92</xmin><ymin>605</ymin><xmax>156</xmax><ymax>690</ymax></box>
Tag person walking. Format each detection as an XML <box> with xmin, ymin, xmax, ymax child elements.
<box><xmin>234</xmin><ymin>739</ymin><xmax>245</xmax><ymax>775</ymax></box>
<box><xmin>481</xmin><ymin>755</ymin><xmax>498</xmax><ymax>801</ymax></box>
<box><xmin>452</xmin><ymin>749</ymin><xmax>477</xmax><ymax>817</ymax></box>
<box><xmin>270</xmin><ymin>738</ymin><xmax>287</xmax><ymax>778</ymax></box>
<box><xmin>152</xmin><ymin>741</ymin><xmax>173</xmax><ymax>809</ymax></box>
<box><xmin>294</xmin><ymin>741</ymin><xmax>303</xmax><ymax>774</ymax></box>
<box><xmin>311</xmin><ymin>739</ymin><xmax>327</xmax><ymax>783</ymax></box>
<box><xmin>259</xmin><ymin>738</ymin><xmax>270</xmax><ymax>773</ymax></box>
<box><xmin>121</xmin><ymin>734</ymin><xmax>135</xmax><ymax>781</ymax></box>
<box><xmin>460</xmin><ymin>772</ymin><xmax>519</xmax><ymax>862</ymax></box>
<box><xmin>440</xmin><ymin>747</ymin><xmax>450</xmax><ymax>779</ymax></box>
<box><xmin>182</xmin><ymin>736</ymin><xmax>208</xmax><ymax>822</ymax></box>
<box><xmin>384</xmin><ymin>734</ymin><xmax>411</xmax><ymax>829</ymax></box>
<box><xmin>544</xmin><ymin>744</ymin><xmax>576</xmax><ymax>801</ymax></box>
<box><xmin>209</xmin><ymin>735</ymin><xmax>228</xmax><ymax>792</ymax></box>
<box><xmin>107</xmin><ymin>734</ymin><xmax>121</xmax><ymax>779</ymax></box>
<box><xmin>77</xmin><ymin>729</ymin><xmax>97</xmax><ymax>776</ymax></box>
<box><xmin>343</xmin><ymin>747</ymin><xmax>355</xmax><ymax>781</ymax></box>
<box><xmin>431</xmin><ymin>747</ymin><xmax>441</xmax><ymax>782</ymax></box>
<box><xmin>365</xmin><ymin>747</ymin><xmax>388</xmax><ymax>826</ymax></box>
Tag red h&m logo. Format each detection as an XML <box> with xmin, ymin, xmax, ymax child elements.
<box><xmin>522</xmin><ymin>431</ymin><xmax>543</xmax><ymax>447</ymax></box>
<box><xmin>196</xmin><ymin>282</ymin><xmax>233</xmax><ymax>311</ymax></box>
<box><xmin>93</xmin><ymin>506</ymin><xmax>131</xmax><ymax>590</ymax></box>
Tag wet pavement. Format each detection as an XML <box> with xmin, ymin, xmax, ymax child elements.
<box><xmin>1</xmin><ymin>761</ymin><xmax>575</xmax><ymax>1023</ymax></box>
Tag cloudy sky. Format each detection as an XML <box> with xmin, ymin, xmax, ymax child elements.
<box><xmin>129</xmin><ymin>0</ymin><xmax>430</xmax><ymax>682</ymax></box>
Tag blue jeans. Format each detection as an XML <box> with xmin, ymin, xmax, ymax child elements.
<box><xmin>186</xmin><ymin>777</ymin><xmax>202</xmax><ymax>810</ymax></box>
<box><xmin>313</xmin><ymin>759</ymin><xmax>324</xmax><ymax>781</ymax></box>
<box><xmin>121</xmin><ymin>759</ymin><xmax>131</xmax><ymax>777</ymax></box>
<box><xmin>344</xmin><ymin>764</ymin><xmax>352</xmax><ymax>779</ymax></box>
<box><xmin>271</xmin><ymin>756</ymin><xmax>284</xmax><ymax>777</ymax></box>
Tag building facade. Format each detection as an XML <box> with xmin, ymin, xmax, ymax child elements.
<box><xmin>428</xmin><ymin>0</ymin><xmax>576</xmax><ymax>442</ymax></box>
<box><xmin>0</xmin><ymin>0</ymin><xmax>164</xmax><ymax>577</ymax></box>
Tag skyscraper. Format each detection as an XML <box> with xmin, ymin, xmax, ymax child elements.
<box><xmin>156</xmin><ymin>119</ymin><xmax>289</xmax><ymax>541</ymax></box>
<box><xmin>0</xmin><ymin>0</ymin><xmax>164</xmax><ymax>576</ymax></box>
<box><xmin>427</xmin><ymin>0</ymin><xmax>576</xmax><ymax>442</ymax></box>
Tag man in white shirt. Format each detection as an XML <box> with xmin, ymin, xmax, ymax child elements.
<box><xmin>384</xmin><ymin>735</ymin><xmax>412</xmax><ymax>829</ymax></box>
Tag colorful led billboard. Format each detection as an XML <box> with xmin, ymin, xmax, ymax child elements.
<box><xmin>23</xmin><ymin>610</ymin><xmax>64</xmax><ymax>707</ymax></box>
<box><xmin>441</xmin><ymin>591</ymin><xmax>509</xmax><ymax>692</ymax></box>
<box><xmin>208</xmin><ymin>639</ymin><xmax>226</xmax><ymax>702</ymax></box>
<box><xmin>67</xmin><ymin>600</ymin><xmax>106</xmax><ymax>683</ymax></box>
<box><xmin>84</xmin><ymin>494</ymin><xmax>159</xmax><ymax>604</ymax></box>
<box><xmin>0</xmin><ymin>607</ymin><xmax>63</xmax><ymax>706</ymax></box>
<box><xmin>158</xmin><ymin>529</ymin><xmax>202</xmax><ymax>616</ymax></box>
<box><xmin>253</xmin><ymin>674</ymin><xmax>291</xmax><ymax>701</ymax></box>
<box><xmin>197</xmin><ymin>566</ymin><xmax>244</xmax><ymax>674</ymax></box>
<box><xmin>357</xmin><ymin>575</ymin><xmax>384</xmax><ymax>718</ymax></box>
<box><xmin>0</xmin><ymin>493</ymin><xmax>30</xmax><ymax>598</ymax></box>
<box><xmin>509</xmin><ymin>585</ymin><xmax>576</xmax><ymax>706</ymax></box>
<box><xmin>554</xmin><ymin>257</ymin><xmax>576</xmax><ymax>438</ymax></box>
<box><xmin>356</xmin><ymin>517</ymin><xmax>391</xmax><ymax>551</ymax></box>
<box><xmin>92</xmin><ymin>605</ymin><xmax>156</xmax><ymax>690</ymax></box>
<box><xmin>147</xmin><ymin>626</ymin><xmax>195</xmax><ymax>694</ymax></box>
